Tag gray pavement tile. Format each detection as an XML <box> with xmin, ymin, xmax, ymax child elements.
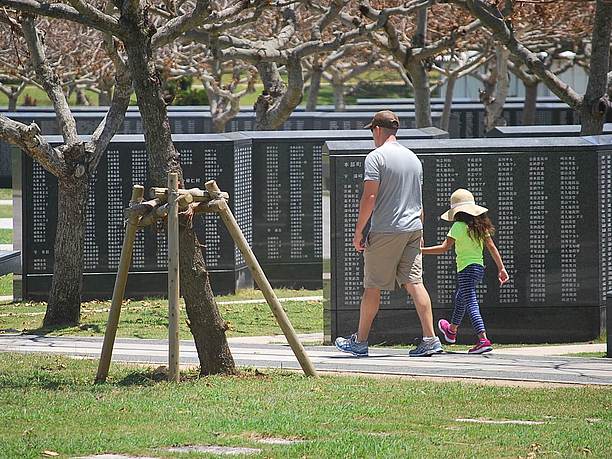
<box><xmin>1</xmin><ymin>334</ymin><xmax>610</xmax><ymax>386</ymax></box>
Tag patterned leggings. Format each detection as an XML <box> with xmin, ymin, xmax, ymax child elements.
<box><xmin>452</xmin><ymin>264</ymin><xmax>486</xmax><ymax>334</ymax></box>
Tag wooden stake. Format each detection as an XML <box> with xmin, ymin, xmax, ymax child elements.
<box><xmin>95</xmin><ymin>185</ymin><xmax>144</xmax><ymax>383</ymax></box>
<box><xmin>204</xmin><ymin>180</ymin><xmax>318</xmax><ymax>377</ymax></box>
<box><xmin>167</xmin><ymin>172</ymin><xmax>180</xmax><ymax>382</ymax></box>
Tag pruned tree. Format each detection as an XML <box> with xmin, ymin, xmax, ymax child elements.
<box><xmin>201</xmin><ymin>60</ymin><xmax>256</xmax><ymax>131</ymax></box>
<box><xmin>354</xmin><ymin>0</ymin><xmax>483</xmax><ymax>127</ymax></box>
<box><xmin>162</xmin><ymin>40</ymin><xmax>257</xmax><ymax>132</ymax></box>
<box><xmin>431</xmin><ymin>45</ymin><xmax>492</xmax><ymax>130</ymax></box>
<box><xmin>509</xmin><ymin>50</ymin><xmax>576</xmax><ymax>125</ymax></box>
<box><xmin>451</xmin><ymin>0</ymin><xmax>610</xmax><ymax>135</ymax></box>
<box><xmin>0</xmin><ymin>0</ymin><xmax>285</xmax><ymax>375</ymax></box>
<box><xmin>0</xmin><ymin>14</ymin><xmax>39</xmax><ymax>109</ymax></box>
<box><xmin>195</xmin><ymin>1</ymin><xmax>391</xmax><ymax>129</ymax></box>
<box><xmin>0</xmin><ymin>12</ymin><xmax>131</xmax><ymax>326</ymax></box>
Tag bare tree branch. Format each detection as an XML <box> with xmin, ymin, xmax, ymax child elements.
<box><xmin>0</xmin><ymin>0</ymin><xmax>124</xmax><ymax>36</ymax></box>
<box><xmin>0</xmin><ymin>114</ymin><xmax>66</xmax><ymax>176</ymax></box>
<box><xmin>453</xmin><ymin>0</ymin><xmax>582</xmax><ymax>108</ymax></box>
<box><xmin>21</xmin><ymin>14</ymin><xmax>78</xmax><ymax>144</ymax></box>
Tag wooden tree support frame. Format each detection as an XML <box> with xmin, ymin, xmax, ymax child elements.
<box><xmin>95</xmin><ymin>175</ymin><xmax>318</xmax><ymax>383</ymax></box>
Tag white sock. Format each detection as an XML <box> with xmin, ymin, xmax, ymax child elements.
<box><xmin>422</xmin><ymin>336</ymin><xmax>435</xmax><ymax>341</ymax></box>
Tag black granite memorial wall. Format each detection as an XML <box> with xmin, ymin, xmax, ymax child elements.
<box><xmin>13</xmin><ymin>133</ymin><xmax>253</xmax><ymax>300</ymax></box>
<box><xmin>488</xmin><ymin>124</ymin><xmax>612</xmax><ymax>138</ymax></box>
<box><xmin>355</xmin><ymin>96</ymin><xmax>563</xmax><ymax>105</ymax></box>
<box><xmin>323</xmin><ymin>136</ymin><xmax>612</xmax><ymax>344</ymax></box>
<box><xmin>242</xmin><ymin>128</ymin><xmax>448</xmax><ymax>289</ymax></box>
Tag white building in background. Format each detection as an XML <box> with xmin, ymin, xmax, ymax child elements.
<box><xmin>437</xmin><ymin>58</ymin><xmax>589</xmax><ymax>100</ymax></box>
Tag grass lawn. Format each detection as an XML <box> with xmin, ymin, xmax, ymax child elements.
<box><xmin>0</xmin><ymin>228</ymin><xmax>12</xmax><ymax>244</ymax></box>
<box><xmin>0</xmin><ymin>189</ymin><xmax>11</xmax><ymax>200</ymax></box>
<box><xmin>0</xmin><ymin>274</ymin><xmax>12</xmax><ymax>297</ymax></box>
<box><xmin>0</xmin><ymin>205</ymin><xmax>12</xmax><ymax>218</ymax></box>
<box><xmin>0</xmin><ymin>289</ymin><xmax>322</xmax><ymax>338</ymax></box>
<box><xmin>0</xmin><ymin>353</ymin><xmax>610</xmax><ymax>458</ymax></box>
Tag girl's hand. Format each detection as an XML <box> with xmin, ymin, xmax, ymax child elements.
<box><xmin>498</xmin><ymin>268</ymin><xmax>509</xmax><ymax>286</ymax></box>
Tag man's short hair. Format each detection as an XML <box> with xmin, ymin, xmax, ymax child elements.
<box><xmin>364</xmin><ymin>110</ymin><xmax>400</xmax><ymax>130</ymax></box>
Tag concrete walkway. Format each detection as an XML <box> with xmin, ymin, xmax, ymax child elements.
<box><xmin>1</xmin><ymin>334</ymin><xmax>610</xmax><ymax>386</ymax></box>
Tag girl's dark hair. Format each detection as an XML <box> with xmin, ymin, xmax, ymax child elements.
<box><xmin>454</xmin><ymin>212</ymin><xmax>495</xmax><ymax>241</ymax></box>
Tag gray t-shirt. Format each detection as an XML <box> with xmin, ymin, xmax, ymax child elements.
<box><xmin>363</xmin><ymin>141</ymin><xmax>423</xmax><ymax>233</ymax></box>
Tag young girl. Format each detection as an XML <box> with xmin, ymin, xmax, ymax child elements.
<box><xmin>422</xmin><ymin>188</ymin><xmax>508</xmax><ymax>354</ymax></box>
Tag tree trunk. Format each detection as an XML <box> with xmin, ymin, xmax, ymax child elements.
<box><xmin>254</xmin><ymin>61</ymin><xmax>303</xmax><ymax>130</ymax></box>
<box><xmin>212</xmin><ymin>118</ymin><xmax>226</xmax><ymax>133</ymax></box>
<box><xmin>522</xmin><ymin>82</ymin><xmax>538</xmax><ymax>125</ymax></box>
<box><xmin>332</xmin><ymin>82</ymin><xmax>345</xmax><ymax>111</ymax></box>
<box><xmin>76</xmin><ymin>88</ymin><xmax>91</xmax><ymax>106</ymax></box>
<box><xmin>179</xmin><ymin>224</ymin><xmax>236</xmax><ymax>375</ymax></box>
<box><xmin>407</xmin><ymin>61</ymin><xmax>432</xmax><ymax>127</ymax></box>
<box><xmin>254</xmin><ymin>62</ymin><xmax>286</xmax><ymax>130</ymax></box>
<box><xmin>99</xmin><ymin>90</ymin><xmax>112</xmax><ymax>106</ymax></box>
<box><xmin>483</xmin><ymin>46</ymin><xmax>509</xmax><ymax>133</ymax></box>
<box><xmin>440</xmin><ymin>75</ymin><xmax>456</xmax><ymax>132</ymax></box>
<box><xmin>306</xmin><ymin>67</ymin><xmax>322</xmax><ymax>111</ymax></box>
<box><xmin>123</xmin><ymin>25</ymin><xmax>235</xmax><ymax>375</ymax></box>
<box><xmin>8</xmin><ymin>92</ymin><xmax>18</xmax><ymax>111</ymax></box>
<box><xmin>580</xmin><ymin>0</ymin><xmax>612</xmax><ymax>135</ymax></box>
<box><xmin>43</xmin><ymin>176</ymin><xmax>88</xmax><ymax>327</ymax></box>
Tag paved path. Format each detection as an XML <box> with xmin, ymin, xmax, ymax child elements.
<box><xmin>0</xmin><ymin>218</ymin><xmax>12</xmax><ymax>229</ymax></box>
<box><xmin>1</xmin><ymin>334</ymin><xmax>610</xmax><ymax>386</ymax></box>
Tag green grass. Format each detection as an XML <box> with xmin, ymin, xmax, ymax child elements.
<box><xmin>0</xmin><ymin>289</ymin><xmax>322</xmax><ymax>338</ymax></box>
<box><xmin>0</xmin><ymin>205</ymin><xmax>12</xmax><ymax>218</ymax></box>
<box><xmin>0</xmin><ymin>189</ymin><xmax>11</xmax><ymax>200</ymax></box>
<box><xmin>1</xmin><ymin>76</ymin><xmax>408</xmax><ymax>110</ymax></box>
<box><xmin>0</xmin><ymin>228</ymin><xmax>12</xmax><ymax>244</ymax></box>
<box><xmin>0</xmin><ymin>353</ymin><xmax>610</xmax><ymax>458</ymax></box>
<box><xmin>0</xmin><ymin>86</ymin><xmax>101</xmax><ymax>108</ymax></box>
<box><xmin>0</xmin><ymin>274</ymin><xmax>12</xmax><ymax>297</ymax></box>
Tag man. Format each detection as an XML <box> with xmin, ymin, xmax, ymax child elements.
<box><xmin>334</xmin><ymin>110</ymin><xmax>442</xmax><ymax>357</ymax></box>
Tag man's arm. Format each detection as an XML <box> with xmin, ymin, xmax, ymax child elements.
<box><xmin>353</xmin><ymin>180</ymin><xmax>379</xmax><ymax>252</ymax></box>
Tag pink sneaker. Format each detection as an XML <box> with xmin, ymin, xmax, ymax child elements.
<box><xmin>469</xmin><ymin>338</ymin><xmax>493</xmax><ymax>354</ymax></box>
<box><xmin>437</xmin><ymin>319</ymin><xmax>457</xmax><ymax>344</ymax></box>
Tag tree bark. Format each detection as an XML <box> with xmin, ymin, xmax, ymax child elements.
<box><xmin>522</xmin><ymin>82</ymin><xmax>538</xmax><ymax>125</ymax></box>
<box><xmin>440</xmin><ymin>75</ymin><xmax>456</xmax><ymax>132</ymax></box>
<box><xmin>99</xmin><ymin>89</ymin><xmax>112</xmax><ymax>106</ymax></box>
<box><xmin>179</xmin><ymin>224</ymin><xmax>236</xmax><ymax>375</ymax></box>
<box><xmin>580</xmin><ymin>0</ymin><xmax>612</xmax><ymax>135</ymax></box>
<box><xmin>482</xmin><ymin>46</ymin><xmax>509</xmax><ymax>133</ymax></box>
<box><xmin>75</xmin><ymin>88</ymin><xmax>91</xmax><ymax>106</ymax></box>
<box><xmin>43</xmin><ymin>175</ymin><xmax>88</xmax><ymax>326</ymax></box>
<box><xmin>407</xmin><ymin>60</ymin><xmax>432</xmax><ymax>127</ymax></box>
<box><xmin>7</xmin><ymin>92</ymin><xmax>18</xmax><ymax>111</ymax></box>
<box><xmin>306</xmin><ymin>66</ymin><xmax>322</xmax><ymax>111</ymax></box>
<box><xmin>123</xmin><ymin>21</ymin><xmax>235</xmax><ymax>375</ymax></box>
<box><xmin>332</xmin><ymin>82</ymin><xmax>345</xmax><ymax>111</ymax></box>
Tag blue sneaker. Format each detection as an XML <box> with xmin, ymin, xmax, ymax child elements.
<box><xmin>334</xmin><ymin>333</ymin><xmax>368</xmax><ymax>357</ymax></box>
<box><xmin>409</xmin><ymin>337</ymin><xmax>443</xmax><ymax>357</ymax></box>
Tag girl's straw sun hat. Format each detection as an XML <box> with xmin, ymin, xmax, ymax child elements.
<box><xmin>440</xmin><ymin>188</ymin><xmax>488</xmax><ymax>222</ymax></box>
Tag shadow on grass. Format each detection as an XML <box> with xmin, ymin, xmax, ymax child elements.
<box><xmin>115</xmin><ymin>368</ymin><xmax>171</xmax><ymax>386</ymax></box>
<box><xmin>22</xmin><ymin>322</ymin><xmax>103</xmax><ymax>336</ymax></box>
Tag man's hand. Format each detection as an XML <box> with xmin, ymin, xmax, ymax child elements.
<box><xmin>498</xmin><ymin>268</ymin><xmax>509</xmax><ymax>286</ymax></box>
<box><xmin>353</xmin><ymin>230</ymin><xmax>365</xmax><ymax>252</ymax></box>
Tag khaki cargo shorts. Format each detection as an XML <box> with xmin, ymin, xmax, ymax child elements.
<box><xmin>363</xmin><ymin>229</ymin><xmax>423</xmax><ymax>290</ymax></box>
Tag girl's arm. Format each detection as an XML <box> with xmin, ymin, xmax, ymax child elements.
<box><xmin>422</xmin><ymin>237</ymin><xmax>455</xmax><ymax>255</ymax></box>
<box><xmin>485</xmin><ymin>237</ymin><xmax>509</xmax><ymax>285</ymax></box>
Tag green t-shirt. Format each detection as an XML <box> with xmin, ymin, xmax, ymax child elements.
<box><xmin>447</xmin><ymin>221</ymin><xmax>485</xmax><ymax>272</ymax></box>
